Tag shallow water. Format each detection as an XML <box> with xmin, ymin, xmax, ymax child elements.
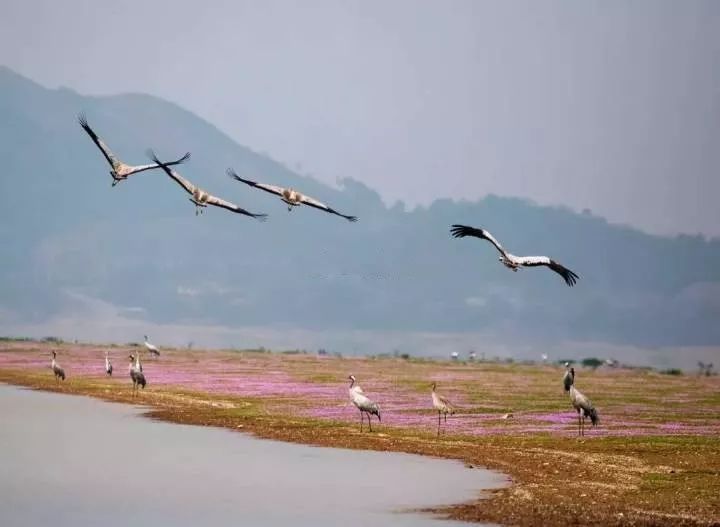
<box><xmin>0</xmin><ymin>385</ymin><xmax>505</xmax><ymax>527</ymax></box>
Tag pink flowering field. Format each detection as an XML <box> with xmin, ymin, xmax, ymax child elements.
<box><xmin>1</xmin><ymin>340</ymin><xmax>719</xmax><ymax>439</ymax></box>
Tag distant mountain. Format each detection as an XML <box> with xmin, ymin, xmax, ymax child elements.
<box><xmin>1</xmin><ymin>65</ymin><xmax>719</xmax><ymax>354</ymax></box>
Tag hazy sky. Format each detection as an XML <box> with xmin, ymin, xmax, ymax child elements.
<box><xmin>2</xmin><ymin>0</ymin><xmax>719</xmax><ymax>236</ymax></box>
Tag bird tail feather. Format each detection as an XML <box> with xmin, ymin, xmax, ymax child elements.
<box><xmin>588</xmin><ymin>408</ymin><xmax>599</xmax><ymax>426</ymax></box>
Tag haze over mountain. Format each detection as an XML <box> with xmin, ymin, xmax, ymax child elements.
<box><xmin>1</xmin><ymin>66</ymin><xmax>718</xmax><ymax>368</ymax></box>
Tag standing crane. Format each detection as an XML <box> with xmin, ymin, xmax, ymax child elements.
<box><xmin>564</xmin><ymin>366</ymin><xmax>598</xmax><ymax>436</ymax></box>
<box><xmin>348</xmin><ymin>375</ymin><xmax>381</xmax><ymax>432</ymax></box>
<box><xmin>50</xmin><ymin>351</ymin><xmax>66</xmax><ymax>384</ymax></box>
<box><xmin>105</xmin><ymin>351</ymin><xmax>113</xmax><ymax>376</ymax></box>
<box><xmin>129</xmin><ymin>354</ymin><xmax>147</xmax><ymax>395</ymax></box>
<box><xmin>431</xmin><ymin>382</ymin><xmax>456</xmax><ymax>437</ymax></box>
<box><xmin>144</xmin><ymin>335</ymin><xmax>160</xmax><ymax>357</ymax></box>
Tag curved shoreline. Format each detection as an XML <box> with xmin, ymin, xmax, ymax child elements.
<box><xmin>1</xmin><ymin>343</ymin><xmax>719</xmax><ymax>526</ymax></box>
<box><xmin>0</xmin><ymin>383</ymin><xmax>506</xmax><ymax>527</ymax></box>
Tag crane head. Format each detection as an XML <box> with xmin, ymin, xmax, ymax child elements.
<box><xmin>51</xmin><ymin>351</ymin><xmax>56</xmax><ymax>358</ymax></box>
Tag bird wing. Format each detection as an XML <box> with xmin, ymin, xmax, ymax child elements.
<box><xmin>437</xmin><ymin>393</ymin><xmax>454</xmax><ymax>407</ymax></box>
<box><xmin>226</xmin><ymin>169</ymin><xmax>286</xmax><ymax>197</ymax></box>
<box><xmin>205</xmin><ymin>194</ymin><xmax>268</xmax><ymax>220</ymax></box>
<box><xmin>572</xmin><ymin>388</ymin><xmax>594</xmax><ymax>412</ymax></box>
<box><xmin>351</xmin><ymin>390</ymin><xmax>374</xmax><ymax>407</ymax></box>
<box><xmin>516</xmin><ymin>256</ymin><xmax>579</xmax><ymax>287</ymax></box>
<box><xmin>299</xmin><ymin>194</ymin><xmax>358</xmax><ymax>222</ymax></box>
<box><xmin>449</xmin><ymin>225</ymin><xmax>509</xmax><ymax>258</ymax></box>
<box><xmin>149</xmin><ymin>150</ymin><xmax>196</xmax><ymax>195</ymax></box>
<box><xmin>126</xmin><ymin>152</ymin><xmax>191</xmax><ymax>176</ymax></box>
<box><xmin>78</xmin><ymin>113</ymin><xmax>121</xmax><ymax>169</ymax></box>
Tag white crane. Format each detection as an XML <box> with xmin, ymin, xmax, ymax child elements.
<box><xmin>105</xmin><ymin>351</ymin><xmax>113</xmax><ymax>376</ymax></box>
<box><xmin>144</xmin><ymin>335</ymin><xmax>160</xmax><ymax>357</ymax></box>
<box><xmin>450</xmin><ymin>224</ymin><xmax>579</xmax><ymax>286</ymax></box>
<box><xmin>129</xmin><ymin>354</ymin><xmax>146</xmax><ymax>395</ymax></box>
<box><xmin>431</xmin><ymin>382</ymin><xmax>456</xmax><ymax>437</ymax></box>
<box><xmin>564</xmin><ymin>366</ymin><xmax>598</xmax><ymax>436</ymax></box>
<box><xmin>50</xmin><ymin>351</ymin><xmax>66</xmax><ymax>384</ymax></box>
<box><xmin>348</xmin><ymin>375</ymin><xmax>381</xmax><ymax>432</ymax></box>
<box><xmin>227</xmin><ymin>169</ymin><xmax>358</xmax><ymax>222</ymax></box>
<box><xmin>149</xmin><ymin>152</ymin><xmax>267</xmax><ymax>219</ymax></box>
<box><xmin>78</xmin><ymin>114</ymin><xmax>190</xmax><ymax>186</ymax></box>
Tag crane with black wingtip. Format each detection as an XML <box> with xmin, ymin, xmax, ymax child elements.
<box><xmin>564</xmin><ymin>365</ymin><xmax>598</xmax><ymax>436</ymax></box>
<box><xmin>129</xmin><ymin>353</ymin><xmax>146</xmax><ymax>395</ymax></box>
<box><xmin>51</xmin><ymin>351</ymin><xmax>66</xmax><ymax>384</ymax></box>
<box><xmin>348</xmin><ymin>375</ymin><xmax>381</xmax><ymax>432</ymax></box>
<box><xmin>450</xmin><ymin>224</ymin><xmax>579</xmax><ymax>287</ymax></box>
<box><xmin>78</xmin><ymin>113</ymin><xmax>189</xmax><ymax>186</ymax></box>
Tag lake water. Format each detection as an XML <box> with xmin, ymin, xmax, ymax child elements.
<box><xmin>0</xmin><ymin>384</ymin><xmax>505</xmax><ymax>526</ymax></box>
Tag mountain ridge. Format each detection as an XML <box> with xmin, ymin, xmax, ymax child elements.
<box><xmin>1</xmin><ymin>65</ymin><xmax>718</xmax><ymax>356</ymax></box>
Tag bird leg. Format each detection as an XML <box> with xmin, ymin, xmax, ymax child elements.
<box><xmin>437</xmin><ymin>411</ymin><xmax>441</xmax><ymax>438</ymax></box>
<box><xmin>359</xmin><ymin>410</ymin><xmax>363</xmax><ymax>432</ymax></box>
<box><xmin>368</xmin><ymin>413</ymin><xmax>373</xmax><ymax>432</ymax></box>
<box><xmin>577</xmin><ymin>412</ymin><xmax>581</xmax><ymax>437</ymax></box>
<box><xmin>444</xmin><ymin>412</ymin><xmax>447</xmax><ymax>424</ymax></box>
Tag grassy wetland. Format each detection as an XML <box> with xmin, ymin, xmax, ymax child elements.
<box><xmin>1</xmin><ymin>340</ymin><xmax>719</xmax><ymax>526</ymax></box>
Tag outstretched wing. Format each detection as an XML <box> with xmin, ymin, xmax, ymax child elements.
<box><xmin>449</xmin><ymin>224</ymin><xmax>508</xmax><ymax>257</ymax></box>
<box><xmin>205</xmin><ymin>194</ymin><xmax>268</xmax><ymax>221</ymax></box>
<box><xmin>517</xmin><ymin>256</ymin><xmax>579</xmax><ymax>287</ymax></box>
<box><xmin>126</xmin><ymin>152</ymin><xmax>191</xmax><ymax>176</ymax></box>
<box><xmin>226</xmin><ymin>169</ymin><xmax>286</xmax><ymax>197</ymax></box>
<box><xmin>148</xmin><ymin>150</ymin><xmax>196</xmax><ymax>195</ymax></box>
<box><xmin>78</xmin><ymin>113</ymin><xmax>120</xmax><ymax>168</ymax></box>
<box><xmin>300</xmin><ymin>195</ymin><xmax>358</xmax><ymax>222</ymax></box>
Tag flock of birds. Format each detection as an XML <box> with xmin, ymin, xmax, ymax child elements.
<box><xmin>347</xmin><ymin>364</ymin><xmax>597</xmax><ymax>437</ymax></box>
<box><xmin>51</xmin><ymin>335</ymin><xmax>159</xmax><ymax>396</ymax></box>
<box><xmin>49</xmin><ymin>339</ymin><xmax>597</xmax><ymax>437</ymax></box>
<box><xmin>46</xmin><ymin>113</ymin><xmax>595</xmax><ymax>437</ymax></box>
<box><xmin>77</xmin><ymin>113</ymin><xmax>580</xmax><ymax>286</ymax></box>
